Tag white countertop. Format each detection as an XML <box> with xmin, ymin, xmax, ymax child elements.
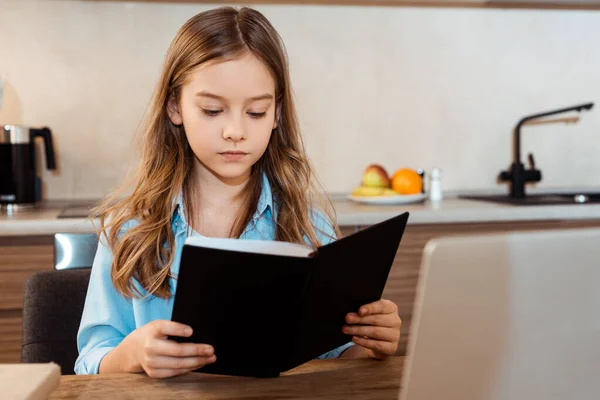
<box><xmin>334</xmin><ymin>197</ymin><xmax>600</xmax><ymax>226</ymax></box>
<box><xmin>2</xmin><ymin>196</ymin><xmax>600</xmax><ymax>236</ymax></box>
<box><xmin>0</xmin><ymin>207</ymin><xmax>98</xmax><ymax>237</ymax></box>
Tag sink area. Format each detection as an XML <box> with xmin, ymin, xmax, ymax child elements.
<box><xmin>488</xmin><ymin>102</ymin><xmax>596</xmax><ymax>204</ymax></box>
<box><xmin>461</xmin><ymin>192</ymin><xmax>600</xmax><ymax>206</ymax></box>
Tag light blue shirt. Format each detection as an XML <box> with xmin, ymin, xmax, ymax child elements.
<box><xmin>75</xmin><ymin>175</ymin><xmax>354</xmax><ymax>374</ymax></box>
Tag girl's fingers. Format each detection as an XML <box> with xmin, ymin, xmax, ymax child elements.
<box><xmin>151</xmin><ymin>320</ymin><xmax>193</xmax><ymax>338</ymax></box>
<box><xmin>148</xmin><ymin>340</ymin><xmax>214</xmax><ymax>358</ymax></box>
<box><xmin>351</xmin><ymin>336</ymin><xmax>397</xmax><ymax>357</ymax></box>
<box><xmin>342</xmin><ymin>325</ymin><xmax>399</xmax><ymax>343</ymax></box>
<box><xmin>358</xmin><ymin>299</ymin><xmax>398</xmax><ymax>316</ymax></box>
<box><xmin>146</xmin><ymin>354</ymin><xmax>217</xmax><ymax>370</ymax></box>
<box><xmin>345</xmin><ymin>312</ymin><xmax>401</xmax><ymax>328</ymax></box>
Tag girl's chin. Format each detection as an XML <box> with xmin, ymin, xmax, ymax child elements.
<box><xmin>212</xmin><ymin>165</ymin><xmax>253</xmax><ymax>182</ymax></box>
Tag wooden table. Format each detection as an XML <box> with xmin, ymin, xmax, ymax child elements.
<box><xmin>50</xmin><ymin>356</ymin><xmax>404</xmax><ymax>399</ymax></box>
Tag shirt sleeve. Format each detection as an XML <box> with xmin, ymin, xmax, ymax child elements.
<box><xmin>74</xmin><ymin>224</ymin><xmax>137</xmax><ymax>374</ymax></box>
<box><xmin>317</xmin><ymin>341</ymin><xmax>356</xmax><ymax>359</ymax></box>
<box><xmin>311</xmin><ymin>209</ymin><xmax>357</xmax><ymax>359</ymax></box>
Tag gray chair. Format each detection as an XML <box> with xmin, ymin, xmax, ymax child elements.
<box><xmin>21</xmin><ymin>269</ymin><xmax>91</xmax><ymax>375</ymax></box>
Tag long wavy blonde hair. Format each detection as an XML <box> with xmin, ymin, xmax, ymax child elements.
<box><xmin>91</xmin><ymin>6</ymin><xmax>339</xmax><ymax>300</ymax></box>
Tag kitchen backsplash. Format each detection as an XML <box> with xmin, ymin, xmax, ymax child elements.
<box><xmin>0</xmin><ymin>0</ymin><xmax>599</xmax><ymax>199</ymax></box>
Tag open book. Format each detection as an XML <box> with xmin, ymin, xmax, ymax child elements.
<box><xmin>170</xmin><ymin>211</ymin><xmax>409</xmax><ymax>378</ymax></box>
<box><xmin>184</xmin><ymin>235</ymin><xmax>320</xmax><ymax>258</ymax></box>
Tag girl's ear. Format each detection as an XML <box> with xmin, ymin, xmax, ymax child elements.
<box><xmin>167</xmin><ymin>96</ymin><xmax>183</xmax><ymax>125</ymax></box>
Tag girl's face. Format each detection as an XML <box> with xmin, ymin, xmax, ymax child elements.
<box><xmin>168</xmin><ymin>52</ymin><xmax>277</xmax><ymax>185</ymax></box>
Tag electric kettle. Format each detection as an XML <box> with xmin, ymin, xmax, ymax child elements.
<box><xmin>0</xmin><ymin>125</ymin><xmax>56</xmax><ymax>210</ymax></box>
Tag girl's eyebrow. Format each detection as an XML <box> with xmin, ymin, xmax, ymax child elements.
<box><xmin>196</xmin><ymin>91</ymin><xmax>273</xmax><ymax>102</ymax></box>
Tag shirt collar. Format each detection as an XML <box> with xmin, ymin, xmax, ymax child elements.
<box><xmin>256</xmin><ymin>173</ymin><xmax>274</xmax><ymax>218</ymax></box>
<box><xmin>172</xmin><ymin>172</ymin><xmax>274</xmax><ymax>231</ymax></box>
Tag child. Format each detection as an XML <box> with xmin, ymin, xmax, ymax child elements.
<box><xmin>75</xmin><ymin>6</ymin><xmax>402</xmax><ymax>378</ymax></box>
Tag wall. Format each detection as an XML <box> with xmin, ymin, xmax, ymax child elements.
<box><xmin>0</xmin><ymin>0</ymin><xmax>599</xmax><ymax>199</ymax></box>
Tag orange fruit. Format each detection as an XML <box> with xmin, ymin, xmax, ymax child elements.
<box><xmin>391</xmin><ymin>168</ymin><xmax>423</xmax><ymax>195</ymax></box>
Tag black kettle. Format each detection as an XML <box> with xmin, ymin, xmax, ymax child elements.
<box><xmin>0</xmin><ymin>125</ymin><xmax>56</xmax><ymax>209</ymax></box>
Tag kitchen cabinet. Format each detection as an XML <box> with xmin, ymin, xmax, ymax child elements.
<box><xmin>0</xmin><ymin>236</ymin><xmax>54</xmax><ymax>364</ymax></box>
<box><xmin>85</xmin><ymin>0</ymin><xmax>600</xmax><ymax>10</ymax></box>
<box><xmin>2</xmin><ymin>217</ymin><xmax>600</xmax><ymax>364</ymax></box>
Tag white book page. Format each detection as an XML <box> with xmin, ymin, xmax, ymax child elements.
<box><xmin>184</xmin><ymin>236</ymin><xmax>314</xmax><ymax>258</ymax></box>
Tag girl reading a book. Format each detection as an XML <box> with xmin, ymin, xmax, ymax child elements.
<box><xmin>75</xmin><ymin>6</ymin><xmax>402</xmax><ymax>377</ymax></box>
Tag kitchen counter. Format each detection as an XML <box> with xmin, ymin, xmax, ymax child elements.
<box><xmin>3</xmin><ymin>196</ymin><xmax>600</xmax><ymax>236</ymax></box>
<box><xmin>334</xmin><ymin>196</ymin><xmax>600</xmax><ymax>226</ymax></box>
<box><xmin>0</xmin><ymin>199</ymin><xmax>98</xmax><ymax>237</ymax></box>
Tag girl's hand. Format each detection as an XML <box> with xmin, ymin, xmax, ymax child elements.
<box><xmin>122</xmin><ymin>320</ymin><xmax>216</xmax><ymax>378</ymax></box>
<box><xmin>342</xmin><ymin>299</ymin><xmax>401</xmax><ymax>360</ymax></box>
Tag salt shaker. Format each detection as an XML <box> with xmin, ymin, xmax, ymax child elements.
<box><xmin>429</xmin><ymin>168</ymin><xmax>443</xmax><ymax>202</ymax></box>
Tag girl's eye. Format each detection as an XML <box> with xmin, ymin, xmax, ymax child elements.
<box><xmin>202</xmin><ymin>109</ymin><xmax>222</xmax><ymax>116</ymax></box>
<box><xmin>248</xmin><ymin>112</ymin><xmax>267</xmax><ymax>119</ymax></box>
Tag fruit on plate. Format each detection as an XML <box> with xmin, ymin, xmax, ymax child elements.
<box><xmin>361</xmin><ymin>164</ymin><xmax>390</xmax><ymax>188</ymax></box>
<box><xmin>352</xmin><ymin>186</ymin><xmax>398</xmax><ymax>197</ymax></box>
<box><xmin>391</xmin><ymin>168</ymin><xmax>423</xmax><ymax>195</ymax></box>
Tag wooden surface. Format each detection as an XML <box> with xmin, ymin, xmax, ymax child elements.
<box><xmin>0</xmin><ymin>236</ymin><xmax>54</xmax><ymax>363</ymax></box>
<box><xmin>342</xmin><ymin>218</ymin><xmax>600</xmax><ymax>356</ymax></box>
<box><xmin>49</xmin><ymin>356</ymin><xmax>404</xmax><ymax>399</ymax></box>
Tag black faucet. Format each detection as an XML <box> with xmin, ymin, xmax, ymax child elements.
<box><xmin>498</xmin><ymin>102</ymin><xmax>594</xmax><ymax>198</ymax></box>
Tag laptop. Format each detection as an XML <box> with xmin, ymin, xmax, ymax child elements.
<box><xmin>400</xmin><ymin>228</ymin><xmax>600</xmax><ymax>400</ymax></box>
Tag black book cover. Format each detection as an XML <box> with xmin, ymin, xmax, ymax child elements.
<box><xmin>170</xmin><ymin>211</ymin><xmax>409</xmax><ymax>378</ymax></box>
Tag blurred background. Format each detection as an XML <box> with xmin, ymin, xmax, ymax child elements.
<box><xmin>1</xmin><ymin>0</ymin><xmax>599</xmax><ymax>200</ymax></box>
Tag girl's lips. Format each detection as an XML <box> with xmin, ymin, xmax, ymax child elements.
<box><xmin>219</xmin><ymin>151</ymin><xmax>248</xmax><ymax>161</ymax></box>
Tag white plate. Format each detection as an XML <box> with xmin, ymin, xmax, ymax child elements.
<box><xmin>347</xmin><ymin>192</ymin><xmax>427</xmax><ymax>205</ymax></box>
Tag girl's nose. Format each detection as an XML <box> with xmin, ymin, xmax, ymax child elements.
<box><xmin>223</xmin><ymin>117</ymin><xmax>246</xmax><ymax>142</ymax></box>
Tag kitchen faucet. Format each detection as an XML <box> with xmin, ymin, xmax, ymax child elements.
<box><xmin>498</xmin><ymin>102</ymin><xmax>594</xmax><ymax>198</ymax></box>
